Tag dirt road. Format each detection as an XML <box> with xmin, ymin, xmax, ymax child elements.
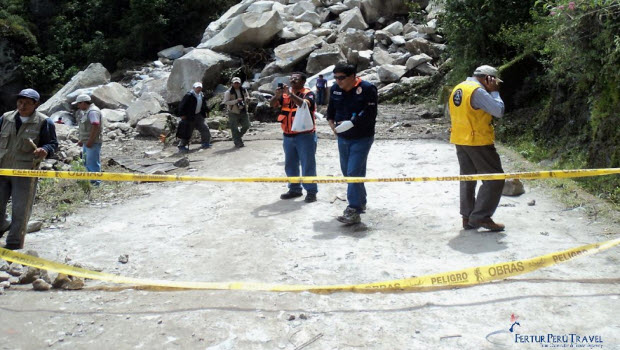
<box><xmin>1</xmin><ymin>113</ymin><xmax>619</xmax><ymax>349</ymax></box>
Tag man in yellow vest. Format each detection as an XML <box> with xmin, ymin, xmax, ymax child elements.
<box><xmin>449</xmin><ymin>65</ymin><xmax>506</xmax><ymax>231</ymax></box>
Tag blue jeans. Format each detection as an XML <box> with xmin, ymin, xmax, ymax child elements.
<box><xmin>83</xmin><ymin>143</ymin><xmax>102</xmax><ymax>185</ymax></box>
<box><xmin>338</xmin><ymin>136</ymin><xmax>374</xmax><ymax>212</ymax></box>
<box><xmin>283</xmin><ymin>133</ymin><xmax>318</xmax><ymax>194</ymax></box>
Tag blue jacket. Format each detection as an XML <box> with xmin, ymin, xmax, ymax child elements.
<box><xmin>326</xmin><ymin>78</ymin><xmax>377</xmax><ymax>139</ymax></box>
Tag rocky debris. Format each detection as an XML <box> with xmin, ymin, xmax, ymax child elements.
<box><xmin>173</xmin><ymin>157</ymin><xmax>190</xmax><ymax>168</ymax></box>
<box><xmin>0</xmin><ymin>280</ymin><xmax>10</xmax><ymax>289</ymax></box>
<box><xmin>32</xmin><ymin>278</ymin><xmax>52</xmax><ymax>291</ymax></box>
<box><xmin>118</xmin><ymin>254</ymin><xmax>129</xmax><ymax>264</ymax></box>
<box><xmin>503</xmin><ymin>179</ymin><xmax>525</xmax><ymax>196</ymax></box>
<box><xmin>274</xmin><ymin>34</ymin><xmax>324</xmax><ymax>71</ymax></box>
<box><xmin>8</xmin><ymin>263</ymin><xmax>23</xmax><ymax>277</ymax></box>
<box><xmin>101</xmin><ymin>109</ymin><xmax>127</xmax><ymax>123</ymax></box>
<box><xmin>306</xmin><ymin>43</ymin><xmax>346</xmax><ymax>74</ymax></box>
<box><xmin>0</xmin><ymin>271</ymin><xmax>11</xmax><ymax>281</ymax></box>
<box><xmin>127</xmin><ymin>93</ymin><xmax>166</xmax><ymax>127</ymax></box>
<box><xmin>136</xmin><ymin>113</ymin><xmax>171</xmax><ymax>138</ymax></box>
<box><xmin>53</xmin><ymin>273</ymin><xmax>84</xmax><ymax>290</ymax></box>
<box><xmin>339</xmin><ymin>7</ymin><xmax>368</xmax><ymax>32</ymax></box>
<box><xmin>0</xmin><ymin>259</ymin><xmax>8</xmax><ymax>271</ymax></box>
<box><xmin>157</xmin><ymin>45</ymin><xmax>185</xmax><ymax>60</ymax></box>
<box><xmin>528</xmin><ymin>199</ymin><xmax>536</xmax><ymax>206</ymax></box>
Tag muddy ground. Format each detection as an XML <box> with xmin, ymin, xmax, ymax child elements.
<box><xmin>1</xmin><ymin>105</ymin><xmax>619</xmax><ymax>349</ymax></box>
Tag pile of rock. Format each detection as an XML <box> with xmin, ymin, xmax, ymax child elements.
<box><xmin>0</xmin><ymin>253</ymin><xmax>84</xmax><ymax>293</ymax></box>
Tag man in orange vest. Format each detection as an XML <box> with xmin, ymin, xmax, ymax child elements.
<box><xmin>270</xmin><ymin>72</ymin><xmax>318</xmax><ymax>203</ymax></box>
<box><xmin>449</xmin><ymin>65</ymin><xmax>506</xmax><ymax>231</ymax></box>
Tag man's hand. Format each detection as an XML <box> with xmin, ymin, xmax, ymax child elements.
<box><xmin>180</xmin><ymin>115</ymin><xmax>187</xmax><ymax>120</ymax></box>
<box><xmin>86</xmin><ymin>141</ymin><xmax>94</xmax><ymax>148</ymax></box>
<box><xmin>482</xmin><ymin>76</ymin><xmax>500</xmax><ymax>92</ymax></box>
<box><xmin>77</xmin><ymin>141</ymin><xmax>83</xmax><ymax>147</ymax></box>
<box><xmin>33</xmin><ymin>148</ymin><xmax>47</xmax><ymax>159</ymax></box>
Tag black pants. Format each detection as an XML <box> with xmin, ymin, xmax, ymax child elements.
<box><xmin>176</xmin><ymin>114</ymin><xmax>211</xmax><ymax>146</ymax></box>
<box><xmin>455</xmin><ymin>144</ymin><xmax>505</xmax><ymax>222</ymax></box>
<box><xmin>0</xmin><ymin>176</ymin><xmax>38</xmax><ymax>248</ymax></box>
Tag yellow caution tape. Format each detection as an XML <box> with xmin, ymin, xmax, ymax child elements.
<box><xmin>0</xmin><ymin>168</ymin><xmax>619</xmax><ymax>183</ymax></box>
<box><xmin>0</xmin><ymin>238</ymin><xmax>617</xmax><ymax>293</ymax></box>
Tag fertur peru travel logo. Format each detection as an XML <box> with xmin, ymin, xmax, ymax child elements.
<box><xmin>486</xmin><ymin>314</ymin><xmax>605</xmax><ymax>348</ymax></box>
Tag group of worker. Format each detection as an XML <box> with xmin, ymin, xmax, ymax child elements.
<box><xmin>0</xmin><ymin>62</ymin><xmax>507</xmax><ymax>250</ymax></box>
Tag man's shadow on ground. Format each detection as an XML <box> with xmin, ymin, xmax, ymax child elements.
<box><xmin>250</xmin><ymin>199</ymin><xmax>305</xmax><ymax>218</ymax></box>
<box><xmin>448</xmin><ymin>229</ymin><xmax>508</xmax><ymax>254</ymax></box>
<box><xmin>312</xmin><ymin>220</ymin><xmax>370</xmax><ymax>240</ymax></box>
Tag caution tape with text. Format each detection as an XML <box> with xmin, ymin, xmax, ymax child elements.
<box><xmin>1</xmin><ymin>168</ymin><xmax>619</xmax><ymax>184</ymax></box>
<box><xmin>0</xmin><ymin>238</ymin><xmax>618</xmax><ymax>293</ymax></box>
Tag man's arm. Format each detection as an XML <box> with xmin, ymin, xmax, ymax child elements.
<box><xmin>85</xmin><ymin>111</ymin><xmax>101</xmax><ymax>148</ymax></box>
<box><xmin>223</xmin><ymin>90</ymin><xmax>238</xmax><ymax>106</ymax></box>
<box><xmin>35</xmin><ymin>119</ymin><xmax>58</xmax><ymax>159</ymax></box>
<box><xmin>178</xmin><ymin>94</ymin><xmax>190</xmax><ymax>119</ymax></box>
<box><xmin>350</xmin><ymin>84</ymin><xmax>378</xmax><ymax>127</ymax></box>
<box><xmin>471</xmin><ymin>88</ymin><xmax>504</xmax><ymax>118</ymax></box>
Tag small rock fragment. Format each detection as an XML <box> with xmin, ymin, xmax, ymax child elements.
<box><xmin>118</xmin><ymin>254</ymin><xmax>129</xmax><ymax>264</ymax></box>
<box><xmin>33</xmin><ymin>279</ymin><xmax>52</xmax><ymax>291</ymax></box>
<box><xmin>527</xmin><ymin>199</ymin><xmax>536</xmax><ymax>206</ymax></box>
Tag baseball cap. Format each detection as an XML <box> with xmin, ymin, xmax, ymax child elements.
<box><xmin>473</xmin><ymin>65</ymin><xmax>503</xmax><ymax>82</ymax></box>
<box><xmin>193</xmin><ymin>82</ymin><xmax>203</xmax><ymax>89</ymax></box>
<box><xmin>232</xmin><ymin>77</ymin><xmax>241</xmax><ymax>84</ymax></box>
<box><xmin>16</xmin><ymin>88</ymin><xmax>40</xmax><ymax>102</ymax></box>
<box><xmin>71</xmin><ymin>94</ymin><xmax>91</xmax><ymax>105</ymax></box>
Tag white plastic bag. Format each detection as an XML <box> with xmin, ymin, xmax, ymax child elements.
<box><xmin>291</xmin><ymin>101</ymin><xmax>314</xmax><ymax>132</ymax></box>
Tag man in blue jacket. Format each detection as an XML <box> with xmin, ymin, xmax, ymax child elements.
<box><xmin>327</xmin><ymin>63</ymin><xmax>378</xmax><ymax>224</ymax></box>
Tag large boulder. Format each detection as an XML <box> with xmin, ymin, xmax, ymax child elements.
<box><xmin>139</xmin><ymin>76</ymin><xmax>169</xmax><ymax>99</ymax></box>
<box><xmin>335</xmin><ymin>29</ymin><xmax>373</xmax><ymax>53</ymax></box>
<box><xmin>101</xmin><ymin>109</ymin><xmax>127</xmax><ymax>123</ymax></box>
<box><xmin>90</xmin><ymin>82</ymin><xmax>135</xmax><ymax>110</ymax></box>
<box><xmin>38</xmin><ymin>63</ymin><xmax>110</xmax><ymax>116</ymax></box>
<box><xmin>383</xmin><ymin>21</ymin><xmax>404</xmax><ymax>35</ymax></box>
<box><xmin>286</xmin><ymin>1</ymin><xmax>316</xmax><ymax>16</ymax></box>
<box><xmin>127</xmin><ymin>93</ymin><xmax>165</xmax><ymax>127</ymax></box>
<box><xmin>199</xmin><ymin>0</ymin><xmax>255</xmax><ymax>44</ymax></box>
<box><xmin>377</xmin><ymin>64</ymin><xmax>408</xmax><ymax>83</ymax></box>
<box><xmin>306</xmin><ymin>43</ymin><xmax>346</xmax><ymax>74</ymax></box>
<box><xmin>372</xmin><ymin>46</ymin><xmax>395</xmax><ymax>66</ymax></box>
<box><xmin>295</xmin><ymin>11</ymin><xmax>322</xmax><ymax>27</ymax></box>
<box><xmin>198</xmin><ymin>11</ymin><xmax>284</xmax><ymax>53</ymax></box>
<box><xmin>274</xmin><ymin>34</ymin><xmax>324</xmax><ymax>71</ymax></box>
<box><xmin>166</xmin><ymin>49</ymin><xmax>236</xmax><ymax>103</ymax></box>
<box><xmin>247</xmin><ymin>1</ymin><xmax>274</xmax><ymax>13</ymax></box>
<box><xmin>136</xmin><ymin>113</ymin><xmax>170</xmax><ymax>138</ymax></box>
<box><xmin>339</xmin><ymin>7</ymin><xmax>368</xmax><ymax>32</ymax></box>
<box><xmin>406</xmin><ymin>53</ymin><xmax>433</xmax><ymax>70</ymax></box>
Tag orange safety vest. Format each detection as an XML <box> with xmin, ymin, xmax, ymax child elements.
<box><xmin>277</xmin><ymin>87</ymin><xmax>315</xmax><ymax>135</ymax></box>
<box><xmin>448</xmin><ymin>80</ymin><xmax>495</xmax><ymax>146</ymax></box>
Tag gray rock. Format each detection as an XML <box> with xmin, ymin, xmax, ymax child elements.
<box><xmin>377</xmin><ymin>64</ymin><xmax>408</xmax><ymax>83</ymax></box>
<box><xmin>328</xmin><ymin>3</ymin><xmax>349</xmax><ymax>15</ymax></box>
<box><xmin>306</xmin><ymin>43</ymin><xmax>346</xmax><ymax>74</ymax></box>
<box><xmin>136</xmin><ymin>113</ymin><xmax>170</xmax><ymax>138</ymax></box>
<box><xmin>27</xmin><ymin>220</ymin><xmax>43</xmax><ymax>233</ymax></box>
<box><xmin>287</xmin><ymin>1</ymin><xmax>316</xmax><ymax>17</ymax></box>
<box><xmin>18</xmin><ymin>267</ymin><xmax>41</xmax><ymax>284</ymax></box>
<box><xmin>199</xmin><ymin>11</ymin><xmax>284</xmax><ymax>53</ymax></box>
<box><xmin>32</xmin><ymin>278</ymin><xmax>51</xmax><ymax>291</ymax></box>
<box><xmin>157</xmin><ymin>45</ymin><xmax>185</xmax><ymax>60</ymax></box>
<box><xmin>406</xmin><ymin>53</ymin><xmax>433</xmax><ymax>70</ymax></box>
<box><xmin>8</xmin><ymin>263</ymin><xmax>23</xmax><ymax>277</ymax></box>
<box><xmin>373</xmin><ymin>46</ymin><xmax>395</xmax><ymax>66</ymax></box>
<box><xmin>279</xmin><ymin>21</ymin><xmax>314</xmax><ymax>39</ymax></box>
<box><xmin>166</xmin><ymin>49</ymin><xmax>236</xmax><ymax>103</ymax></box>
<box><xmin>274</xmin><ymin>34</ymin><xmax>324</xmax><ymax>71</ymax></box>
<box><xmin>118</xmin><ymin>254</ymin><xmax>129</xmax><ymax>264</ymax></box>
<box><xmin>0</xmin><ymin>271</ymin><xmax>10</xmax><ymax>282</ymax></box>
<box><xmin>91</xmin><ymin>82</ymin><xmax>135</xmax><ymax>109</ymax></box>
<box><xmin>101</xmin><ymin>109</ymin><xmax>127</xmax><ymax>123</ymax></box>
<box><xmin>38</xmin><ymin>63</ymin><xmax>111</xmax><ymax>116</ymax></box>
<box><xmin>383</xmin><ymin>21</ymin><xmax>404</xmax><ymax>35</ymax></box>
<box><xmin>127</xmin><ymin>94</ymin><xmax>164</xmax><ymax>127</ymax></box>
<box><xmin>52</xmin><ymin>123</ymin><xmax>73</xmax><ymax>142</ymax></box>
<box><xmin>339</xmin><ymin>7</ymin><xmax>368</xmax><ymax>32</ymax></box>
<box><xmin>414</xmin><ymin>62</ymin><xmax>438</xmax><ymax>75</ymax></box>
<box><xmin>295</xmin><ymin>11</ymin><xmax>322</xmax><ymax>27</ymax></box>
<box><xmin>0</xmin><ymin>260</ymin><xmax>8</xmax><ymax>271</ymax></box>
<box><xmin>173</xmin><ymin>157</ymin><xmax>190</xmax><ymax>168</ymax></box>
<box><xmin>247</xmin><ymin>1</ymin><xmax>274</xmax><ymax>13</ymax></box>
<box><xmin>503</xmin><ymin>179</ymin><xmax>525</xmax><ymax>196</ymax></box>
<box><xmin>335</xmin><ymin>29</ymin><xmax>373</xmax><ymax>52</ymax></box>
<box><xmin>0</xmin><ymin>280</ymin><xmax>9</xmax><ymax>288</ymax></box>
<box><xmin>360</xmin><ymin>0</ymin><xmax>409</xmax><ymax>24</ymax></box>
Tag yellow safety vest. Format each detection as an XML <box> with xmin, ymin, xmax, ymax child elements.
<box><xmin>449</xmin><ymin>81</ymin><xmax>494</xmax><ymax>146</ymax></box>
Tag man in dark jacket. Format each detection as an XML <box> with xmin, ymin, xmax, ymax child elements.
<box><xmin>0</xmin><ymin>88</ymin><xmax>58</xmax><ymax>250</ymax></box>
<box><xmin>176</xmin><ymin>82</ymin><xmax>211</xmax><ymax>152</ymax></box>
<box><xmin>327</xmin><ymin>63</ymin><xmax>378</xmax><ymax>225</ymax></box>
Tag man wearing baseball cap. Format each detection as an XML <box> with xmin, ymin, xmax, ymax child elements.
<box><xmin>176</xmin><ymin>81</ymin><xmax>211</xmax><ymax>152</ymax></box>
<box><xmin>223</xmin><ymin>77</ymin><xmax>250</xmax><ymax>148</ymax></box>
<box><xmin>0</xmin><ymin>88</ymin><xmax>58</xmax><ymax>250</ymax></box>
<box><xmin>73</xmin><ymin>94</ymin><xmax>103</xmax><ymax>185</ymax></box>
<box><xmin>448</xmin><ymin>65</ymin><xmax>506</xmax><ymax>232</ymax></box>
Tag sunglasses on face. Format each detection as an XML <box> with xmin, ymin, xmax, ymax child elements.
<box><xmin>334</xmin><ymin>75</ymin><xmax>350</xmax><ymax>81</ymax></box>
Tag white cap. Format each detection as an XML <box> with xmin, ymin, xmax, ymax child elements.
<box><xmin>473</xmin><ymin>65</ymin><xmax>503</xmax><ymax>83</ymax></box>
<box><xmin>71</xmin><ymin>94</ymin><xmax>91</xmax><ymax>105</ymax></box>
<box><xmin>193</xmin><ymin>82</ymin><xmax>203</xmax><ymax>89</ymax></box>
<box><xmin>232</xmin><ymin>77</ymin><xmax>242</xmax><ymax>84</ymax></box>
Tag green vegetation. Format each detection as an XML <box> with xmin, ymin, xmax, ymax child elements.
<box><xmin>0</xmin><ymin>0</ymin><xmax>239</xmax><ymax>93</ymax></box>
<box><xmin>435</xmin><ymin>0</ymin><xmax>620</xmax><ymax>205</ymax></box>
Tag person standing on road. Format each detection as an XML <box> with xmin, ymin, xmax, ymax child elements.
<box><xmin>0</xmin><ymin>88</ymin><xmax>58</xmax><ymax>250</ymax></box>
<box><xmin>223</xmin><ymin>77</ymin><xmax>250</xmax><ymax>148</ymax></box>
<box><xmin>73</xmin><ymin>94</ymin><xmax>103</xmax><ymax>186</ymax></box>
<box><xmin>176</xmin><ymin>82</ymin><xmax>211</xmax><ymax>153</ymax></box>
<box><xmin>448</xmin><ymin>65</ymin><xmax>506</xmax><ymax>232</ymax></box>
<box><xmin>270</xmin><ymin>72</ymin><xmax>319</xmax><ymax>203</ymax></box>
<box><xmin>315</xmin><ymin>74</ymin><xmax>327</xmax><ymax>106</ymax></box>
<box><xmin>327</xmin><ymin>63</ymin><xmax>378</xmax><ymax>224</ymax></box>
